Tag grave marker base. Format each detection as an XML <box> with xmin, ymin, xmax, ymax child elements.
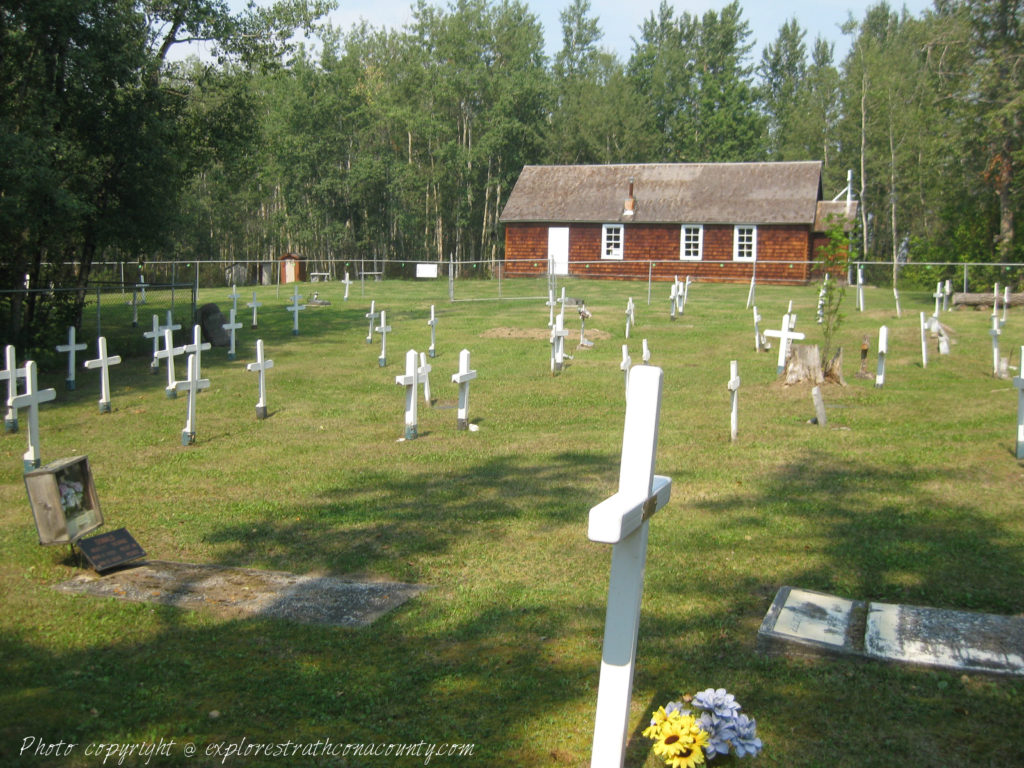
<box><xmin>181</xmin><ymin>431</ymin><xmax>195</xmax><ymax>446</ymax></box>
<box><xmin>65</xmin><ymin>380</ymin><xmax>75</xmax><ymax>391</ymax></box>
<box><xmin>99</xmin><ymin>402</ymin><xmax>111</xmax><ymax>414</ymax></box>
<box><xmin>5</xmin><ymin>419</ymin><xmax>17</xmax><ymax>434</ymax></box>
<box><xmin>24</xmin><ymin>458</ymin><xmax>41</xmax><ymax>471</ymax></box>
<box><xmin>256</xmin><ymin>406</ymin><xmax>268</xmax><ymax>420</ymax></box>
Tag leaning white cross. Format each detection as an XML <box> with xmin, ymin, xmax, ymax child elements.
<box><xmin>763</xmin><ymin>314</ymin><xmax>805</xmax><ymax>374</ymax></box>
<box><xmin>182</xmin><ymin>325</ymin><xmax>212</xmax><ymax>381</ymax></box>
<box><xmin>669</xmin><ymin>279</ymin><xmax>679</xmax><ymax>320</ymax></box>
<box><xmin>728</xmin><ymin>360</ymin><xmax>740</xmax><ymax>442</ymax></box>
<box><xmin>246</xmin><ymin>339</ymin><xmax>274</xmax><ymax>420</ymax></box>
<box><xmin>1013</xmin><ymin>346</ymin><xmax>1024</xmax><ymax>460</ymax></box>
<box><xmin>176</xmin><ymin>353</ymin><xmax>210</xmax><ymax>445</ymax></box>
<box><xmin>143</xmin><ymin>314</ymin><xmax>162</xmax><ymax>374</ymax></box>
<box><xmin>2</xmin><ymin>344</ymin><xmax>26</xmax><ymax>433</ymax></box>
<box><xmin>287</xmin><ymin>285</ymin><xmax>306</xmax><ymax>336</ymax></box>
<box><xmin>56</xmin><ymin>326</ymin><xmax>87</xmax><ymax>391</ymax></box>
<box><xmin>395</xmin><ymin>349</ymin><xmax>419</xmax><ymax>440</ymax></box>
<box><xmin>342</xmin><ymin>271</ymin><xmax>352</xmax><ymax>301</ymax></box>
<box><xmin>83</xmin><ymin>336</ymin><xmax>122</xmax><ymax>414</ymax></box>
<box><xmin>932</xmin><ymin>282</ymin><xmax>944</xmax><ymax>318</ymax></box>
<box><xmin>418</xmin><ymin>352</ymin><xmax>433</xmax><ymax>405</ymax></box>
<box><xmin>451</xmin><ymin>348</ymin><xmax>477</xmax><ymax>431</ymax></box>
<box><xmin>550</xmin><ymin>310</ymin><xmax>568</xmax><ymax>374</ymax></box>
<box><xmin>11</xmin><ymin>360</ymin><xmax>56</xmax><ymax>471</ymax></box>
<box><xmin>222</xmin><ymin>308</ymin><xmax>242</xmax><ymax>360</ymax></box>
<box><xmin>875</xmin><ymin>326</ymin><xmax>889</xmax><ymax>388</ymax></box>
<box><xmin>365</xmin><ymin>301</ymin><xmax>379</xmax><ymax>344</ymax></box>
<box><xmin>588</xmin><ymin>365</ymin><xmax>671</xmax><ymax>768</ymax></box>
<box><xmin>247</xmin><ymin>293</ymin><xmax>262</xmax><ymax>329</ymax></box>
<box><xmin>752</xmin><ymin>306</ymin><xmax>769</xmax><ymax>352</ymax></box>
<box><xmin>681</xmin><ymin>275</ymin><xmax>692</xmax><ymax>313</ymax></box>
<box><xmin>624</xmin><ymin>297</ymin><xmax>636</xmax><ymax>339</ymax></box>
<box><xmin>155</xmin><ymin>328</ymin><xmax>184</xmax><ymax>399</ymax></box>
<box><xmin>376</xmin><ymin>310</ymin><xmax>392</xmax><ymax>367</ymax></box>
<box><xmin>746</xmin><ymin>275</ymin><xmax>756</xmax><ymax>309</ymax></box>
<box><xmin>427</xmin><ymin>305</ymin><xmax>438</xmax><ymax>358</ymax></box>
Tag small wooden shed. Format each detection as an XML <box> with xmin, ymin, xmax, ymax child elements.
<box><xmin>279</xmin><ymin>253</ymin><xmax>306</xmax><ymax>284</ymax></box>
<box><xmin>499</xmin><ymin>161</ymin><xmax>857</xmax><ymax>285</ymax></box>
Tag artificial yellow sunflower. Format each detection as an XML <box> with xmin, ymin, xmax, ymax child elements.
<box><xmin>664</xmin><ymin>743</ymin><xmax>706</xmax><ymax>768</ymax></box>
<box><xmin>651</xmin><ymin>714</ymin><xmax>698</xmax><ymax>760</ymax></box>
<box><xmin>643</xmin><ymin>707</ymin><xmax>680</xmax><ymax>739</ymax></box>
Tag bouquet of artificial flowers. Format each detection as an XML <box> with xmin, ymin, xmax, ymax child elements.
<box><xmin>643</xmin><ymin>688</ymin><xmax>762</xmax><ymax>767</ymax></box>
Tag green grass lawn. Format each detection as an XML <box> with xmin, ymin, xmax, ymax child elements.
<box><xmin>2</xmin><ymin>277</ymin><xmax>1023</xmax><ymax>767</ymax></box>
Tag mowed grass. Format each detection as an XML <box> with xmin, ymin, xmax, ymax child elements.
<box><xmin>2</xmin><ymin>276</ymin><xmax>1023</xmax><ymax>768</ymax></box>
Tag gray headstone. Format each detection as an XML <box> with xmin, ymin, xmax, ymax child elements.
<box><xmin>197</xmin><ymin>304</ymin><xmax>230</xmax><ymax>347</ymax></box>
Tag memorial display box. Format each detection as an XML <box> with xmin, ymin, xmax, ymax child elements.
<box><xmin>24</xmin><ymin>456</ymin><xmax>103</xmax><ymax>545</ymax></box>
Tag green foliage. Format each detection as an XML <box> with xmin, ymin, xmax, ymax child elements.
<box><xmin>818</xmin><ymin>215</ymin><xmax>850</xmax><ymax>361</ymax></box>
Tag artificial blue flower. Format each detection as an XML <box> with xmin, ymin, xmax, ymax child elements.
<box><xmin>664</xmin><ymin>700</ymin><xmax>687</xmax><ymax>716</ymax></box>
<box><xmin>697</xmin><ymin>712</ymin><xmax>735</xmax><ymax>760</ymax></box>
<box><xmin>730</xmin><ymin>714</ymin><xmax>763</xmax><ymax>758</ymax></box>
<box><xmin>693</xmin><ymin>688</ymin><xmax>741</xmax><ymax>719</ymax></box>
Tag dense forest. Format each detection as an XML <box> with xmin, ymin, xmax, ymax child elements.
<box><xmin>2</xmin><ymin>0</ymin><xmax>1023</xmax><ymax>348</ymax></box>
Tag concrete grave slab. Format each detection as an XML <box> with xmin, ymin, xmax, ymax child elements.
<box><xmin>865</xmin><ymin>601</ymin><xmax>1024</xmax><ymax>676</ymax></box>
<box><xmin>55</xmin><ymin>560</ymin><xmax>428</xmax><ymax>627</ymax></box>
<box><xmin>757</xmin><ymin>586</ymin><xmax>866</xmax><ymax>658</ymax></box>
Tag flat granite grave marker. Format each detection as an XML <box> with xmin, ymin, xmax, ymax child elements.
<box><xmin>76</xmin><ymin>527</ymin><xmax>146</xmax><ymax>572</ymax></box>
<box><xmin>376</xmin><ymin>310</ymin><xmax>392</xmax><ymax>367</ymax></box>
<box><xmin>155</xmin><ymin>329</ymin><xmax>183</xmax><ymax>399</ymax></box>
<box><xmin>2</xmin><ymin>345</ymin><xmax>26</xmax><ymax>433</ymax></box>
<box><xmin>588</xmin><ymin>365</ymin><xmax>672</xmax><ymax>768</ymax></box>
<box><xmin>197</xmin><ymin>304</ymin><xmax>230</xmax><ymax>347</ymax></box>
<box><xmin>757</xmin><ymin>586</ymin><xmax>865</xmax><ymax>658</ymax></box>
<box><xmin>83</xmin><ymin>337</ymin><xmax>121</xmax><ymax>414</ymax></box>
<box><xmin>176</xmin><ymin>353</ymin><xmax>210</xmax><ymax>445</ymax></box>
<box><xmin>11</xmin><ymin>361</ymin><xmax>56</xmax><ymax>470</ymax></box>
<box><xmin>451</xmin><ymin>348</ymin><xmax>477</xmax><ymax>431</ymax></box>
<box><xmin>246</xmin><ymin>339</ymin><xmax>274</xmax><ymax>420</ymax></box>
<box><xmin>56</xmin><ymin>327</ymin><xmax>87</xmax><ymax>391</ymax></box>
<box><xmin>395</xmin><ymin>349</ymin><xmax>419</xmax><ymax>440</ymax></box>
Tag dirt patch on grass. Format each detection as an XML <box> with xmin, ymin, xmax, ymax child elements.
<box><xmin>481</xmin><ymin>326</ymin><xmax>613</xmax><ymax>341</ymax></box>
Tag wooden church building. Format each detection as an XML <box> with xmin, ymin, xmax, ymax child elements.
<box><xmin>499</xmin><ymin>161</ymin><xmax>856</xmax><ymax>285</ymax></box>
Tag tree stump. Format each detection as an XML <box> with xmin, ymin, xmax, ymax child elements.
<box><xmin>784</xmin><ymin>345</ymin><xmax>846</xmax><ymax>386</ymax></box>
<box><xmin>952</xmin><ymin>292</ymin><xmax>1024</xmax><ymax>309</ymax></box>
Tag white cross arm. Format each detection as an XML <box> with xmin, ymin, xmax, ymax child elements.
<box><xmin>587</xmin><ymin>475</ymin><xmax>671</xmax><ymax>545</ymax></box>
<box><xmin>451</xmin><ymin>369</ymin><xmax>477</xmax><ymax>384</ymax></box>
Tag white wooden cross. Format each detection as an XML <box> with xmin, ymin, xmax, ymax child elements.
<box><xmin>83</xmin><ymin>336</ymin><xmax>122</xmax><ymax>414</ymax></box>
<box><xmin>992</xmin><ymin>283</ymin><xmax>1000</xmax><ymax>319</ymax></box>
<box><xmin>366</xmin><ymin>300</ymin><xmax>379</xmax><ymax>343</ymax></box>
<box><xmin>619</xmin><ymin>345</ymin><xmax>631</xmax><ymax>397</ymax></box>
<box><xmin>728</xmin><ymin>360</ymin><xmax>740</xmax><ymax>442</ymax></box>
<box><xmin>752</xmin><ymin>306</ymin><xmax>769</xmax><ymax>352</ymax></box>
<box><xmin>418</xmin><ymin>352</ymin><xmax>433</xmax><ymax>405</ymax></box>
<box><xmin>451</xmin><ymin>348</ymin><xmax>478</xmax><ymax>431</ymax></box>
<box><xmin>624</xmin><ymin>297</ymin><xmax>636</xmax><ymax>339</ymax></box>
<box><xmin>2</xmin><ymin>344</ymin><xmax>26</xmax><ymax>432</ymax></box>
<box><xmin>546</xmin><ymin>288</ymin><xmax>557</xmax><ymax>328</ymax></box>
<box><xmin>669</xmin><ymin>279</ymin><xmax>678</xmax><ymax>320</ymax></box>
<box><xmin>746</xmin><ymin>275</ymin><xmax>756</xmax><ymax>309</ymax></box>
<box><xmin>143</xmin><ymin>314</ymin><xmax>162</xmax><ymax>373</ymax></box>
<box><xmin>641</xmin><ymin>338</ymin><xmax>651</xmax><ymax>364</ymax></box>
<box><xmin>856</xmin><ymin>265</ymin><xmax>865</xmax><ymax>311</ymax></box>
<box><xmin>247</xmin><ymin>292</ymin><xmax>262</xmax><ymax>329</ymax></box>
<box><xmin>56</xmin><ymin>326</ymin><xmax>87</xmax><ymax>391</ymax></box>
<box><xmin>990</xmin><ymin>314</ymin><xmax>1002</xmax><ymax>377</ymax></box>
<box><xmin>155</xmin><ymin>328</ymin><xmax>184</xmax><ymax>398</ymax></box>
<box><xmin>943</xmin><ymin>280</ymin><xmax>952</xmax><ymax>312</ymax></box>
<box><xmin>395</xmin><ymin>349</ymin><xmax>419</xmax><ymax>440</ymax></box>
<box><xmin>227</xmin><ymin>284</ymin><xmax>240</xmax><ymax>314</ymax></box>
<box><xmin>678</xmin><ymin>276</ymin><xmax>691</xmax><ymax>315</ymax></box>
<box><xmin>588</xmin><ymin>365</ymin><xmax>671</xmax><ymax>768</ymax></box>
<box><xmin>176</xmin><ymin>353</ymin><xmax>210</xmax><ymax>445</ymax></box>
<box><xmin>1013</xmin><ymin>345</ymin><xmax>1024</xmax><ymax>459</ymax></box>
<box><xmin>182</xmin><ymin>324</ymin><xmax>212</xmax><ymax>381</ymax></box>
<box><xmin>1002</xmin><ymin>285</ymin><xmax>1011</xmax><ymax>325</ymax></box>
<box><xmin>160</xmin><ymin>309</ymin><xmax>182</xmax><ymax>336</ymax></box>
<box><xmin>932</xmin><ymin>282</ymin><xmax>944</xmax><ymax>317</ymax></box>
<box><xmin>342</xmin><ymin>271</ymin><xmax>352</xmax><ymax>301</ymax></box>
<box><xmin>11</xmin><ymin>360</ymin><xmax>56</xmax><ymax>470</ymax></box>
<box><xmin>376</xmin><ymin>309</ymin><xmax>392</xmax><ymax>367</ymax></box>
<box><xmin>763</xmin><ymin>313</ymin><xmax>805</xmax><ymax>374</ymax></box>
<box><xmin>287</xmin><ymin>285</ymin><xmax>306</xmax><ymax>336</ymax></box>
<box><xmin>875</xmin><ymin>326</ymin><xmax>889</xmax><ymax>388</ymax></box>
<box><xmin>550</xmin><ymin>310</ymin><xmax>568</xmax><ymax>374</ymax></box>
<box><xmin>894</xmin><ymin>286</ymin><xmax>902</xmax><ymax>319</ymax></box>
<box><xmin>222</xmin><ymin>308</ymin><xmax>242</xmax><ymax>360</ymax></box>
<box><xmin>246</xmin><ymin>339</ymin><xmax>274</xmax><ymax>420</ymax></box>
<box><xmin>578</xmin><ymin>302</ymin><xmax>594</xmax><ymax>347</ymax></box>
<box><xmin>427</xmin><ymin>304</ymin><xmax>438</xmax><ymax>358</ymax></box>
<box><xmin>919</xmin><ymin>312</ymin><xmax>929</xmax><ymax>369</ymax></box>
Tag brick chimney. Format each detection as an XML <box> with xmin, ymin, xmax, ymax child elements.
<box><xmin>623</xmin><ymin>177</ymin><xmax>636</xmax><ymax>217</ymax></box>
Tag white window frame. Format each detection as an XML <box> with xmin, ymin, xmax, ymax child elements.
<box><xmin>680</xmin><ymin>225</ymin><xmax>704</xmax><ymax>261</ymax></box>
<box><xmin>602</xmin><ymin>223</ymin><xmax>624</xmax><ymax>260</ymax></box>
<box><xmin>733</xmin><ymin>225</ymin><xmax>757</xmax><ymax>262</ymax></box>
